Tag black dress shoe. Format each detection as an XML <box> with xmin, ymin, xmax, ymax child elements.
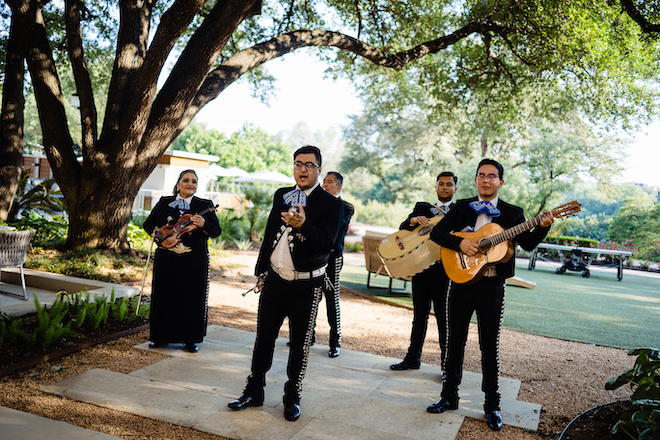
<box><xmin>485</xmin><ymin>409</ymin><xmax>503</xmax><ymax>431</ymax></box>
<box><xmin>148</xmin><ymin>341</ymin><xmax>162</xmax><ymax>348</ymax></box>
<box><xmin>427</xmin><ymin>398</ymin><xmax>459</xmax><ymax>413</ymax></box>
<box><xmin>284</xmin><ymin>401</ymin><xmax>301</xmax><ymax>421</ymax></box>
<box><xmin>390</xmin><ymin>360</ymin><xmax>420</xmax><ymax>370</ymax></box>
<box><xmin>328</xmin><ymin>346</ymin><xmax>340</xmax><ymax>358</ymax></box>
<box><xmin>184</xmin><ymin>343</ymin><xmax>199</xmax><ymax>353</ymax></box>
<box><xmin>228</xmin><ymin>394</ymin><xmax>263</xmax><ymax>411</ymax></box>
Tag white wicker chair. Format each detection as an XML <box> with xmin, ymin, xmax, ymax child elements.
<box><xmin>0</xmin><ymin>229</ymin><xmax>36</xmax><ymax>300</ymax></box>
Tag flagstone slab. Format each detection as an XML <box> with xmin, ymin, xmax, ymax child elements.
<box><xmin>41</xmin><ymin>369</ymin><xmax>227</xmax><ymax>427</ymax></box>
<box><xmin>41</xmin><ymin>325</ymin><xmax>542</xmax><ymax>439</ymax></box>
<box><xmin>0</xmin><ymin>406</ymin><xmax>124</xmax><ymax>440</ymax></box>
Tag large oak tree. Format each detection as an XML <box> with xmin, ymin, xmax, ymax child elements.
<box><xmin>0</xmin><ymin>0</ymin><xmax>658</xmax><ymax>252</ymax></box>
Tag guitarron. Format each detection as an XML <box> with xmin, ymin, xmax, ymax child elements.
<box><xmin>441</xmin><ymin>201</ymin><xmax>581</xmax><ymax>285</ymax></box>
<box><xmin>377</xmin><ymin>215</ymin><xmax>444</xmax><ymax>280</ymax></box>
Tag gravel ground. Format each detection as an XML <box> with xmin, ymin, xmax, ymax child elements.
<box><xmin>0</xmin><ymin>251</ymin><xmax>634</xmax><ymax>440</ymax></box>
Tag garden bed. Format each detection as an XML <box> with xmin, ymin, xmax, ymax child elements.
<box><xmin>0</xmin><ymin>312</ymin><xmax>149</xmax><ymax>377</ymax></box>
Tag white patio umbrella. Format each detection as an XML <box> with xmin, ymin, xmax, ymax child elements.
<box><xmin>210</xmin><ymin>166</ymin><xmax>248</xmax><ymax>178</ymax></box>
<box><xmin>234</xmin><ymin>170</ymin><xmax>295</xmax><ymax>185</ymax></box>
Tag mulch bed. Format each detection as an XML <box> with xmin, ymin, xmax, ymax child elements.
<box><xmin>558</xmin><ymin>400</ymin><xmax>636</xmax><ymax>440</ymax></box>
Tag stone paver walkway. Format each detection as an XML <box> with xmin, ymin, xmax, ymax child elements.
<box><xmin>41</xmin><ymin>325</ymin><xmax>541</xmax><ymax>440</ymax></box>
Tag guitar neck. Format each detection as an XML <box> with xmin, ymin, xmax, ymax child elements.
<box><xmin>479</xmin><ymin>215</ymin><xmax>543</xmax><ymax>251</ymax></box>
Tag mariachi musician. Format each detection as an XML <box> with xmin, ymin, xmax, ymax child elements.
<box><xmin>228</xmin><ymin>146</ymin><xmax>343</xmax><ymax>422</ymax></box>
<box><xmin>390</xmin><ymin>171</ymin><xmax>457</xmax><ymax>371</ymax></box>
<box><xmin>143</xmin><ymin>169</ymin><xmax>222</xmax><ymax>353</ymax></box>
<box><xmin>427</xmin><ymin>159</ymin><xmax>553</xmax><ymax>431</ymax></box>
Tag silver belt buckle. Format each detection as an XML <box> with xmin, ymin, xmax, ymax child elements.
<box><xmin>277</xmin><ymin>267</ymin><xmax>296</xmax><ymax>281</ymax></box>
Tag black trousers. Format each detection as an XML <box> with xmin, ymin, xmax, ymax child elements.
<box><xmin>322</xmin><ymin>252</ymin><xmax>343</xmax><ymax>348</ymax></box>
<box><xmin>245</xmin><ymin>271</ymin><xmax>322</xmax><ymax>404</ymax></box>
<box><xmin>404</xmin><ymin>262</ymin><xmax>449</xmax><ymax>365</ymax></box>
<box><xmin>442</xmin><ymin>276</ymin><xmax>505</xmax><ymax>411</ymax></box>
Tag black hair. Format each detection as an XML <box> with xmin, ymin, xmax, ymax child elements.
<box><xmin>326</xmin><ymin>171</ymin><xmax>343</xmax><ymax>185</ymax></box>
<box><xmin>293</xmin><ymin>145</ymin><xmax>322</xmax><ymax>167</ymax></box>
<box><xmin>173</xmin><ymin>169</ymin><xmax>198</xmax><ymax>195</ymax></box>
<box><xmin>477</xmin><ymin>159</ymin><xmax>504</xmax><ymax>179</ymax></box>
<box><xmin>437</xmin><ymin>171</ymin><xmax>457</xmax><ymax>184</ymax></box>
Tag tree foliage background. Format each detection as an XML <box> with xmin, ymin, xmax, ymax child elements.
<box><xmin>0</xmin><ymin>0</ymin><xmax>659</xmax><ymax>253</ymax></box>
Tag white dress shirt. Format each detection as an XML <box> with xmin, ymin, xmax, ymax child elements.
<box><xmin>270</xmin><ymin>182</ymin><xmax>320</xmax><ymax>270</ymax></box>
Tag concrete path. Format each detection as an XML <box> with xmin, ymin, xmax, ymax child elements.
<box><xmin>0</xmin><ymin>405</ymin><xmax>124</xmax><ymax>440</ymax></box>
<box><xmin>40</xmin><ymin>325</ymin><xmax>541</xmax><ymax>440</ymax></box>
<box><xmin>1</xmin><ymin>249</ymin><xmax>548</xmax><ymax>439</ymax></box>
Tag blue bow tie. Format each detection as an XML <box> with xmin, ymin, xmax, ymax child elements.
<box><xmin>438</xmin><ymin>204</ymin><xmax>450</xmax><ymax>215</ymax></box>
<box><xmin>283</xmin><ymin>189</ymin><xmax>307</xmax><ymax>207</ymax></box>
<box><xmin>469</xmin><ymin>200</ymin><xmax>500</xmax><ymax>217</ymax></box>
<box><xmin>168</xmin><ymin>198</ymin><xmax>191</xmax><ymax>211</ymax></box>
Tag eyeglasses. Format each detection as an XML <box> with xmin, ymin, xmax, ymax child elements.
<box><xmin>476</xmin><ymin>173</ymin><xmax>499</xmax><ymax>181</ymax></box>
<box><xmin>294</xmin><ymin>161</ymin><xmax>320</xmax><ymax>171</ymax></box>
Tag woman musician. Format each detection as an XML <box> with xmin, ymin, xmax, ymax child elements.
<box><xmin>143</xmin><ymin>169</ymin><xmax>222</xmax><ymax>352</ymax></box>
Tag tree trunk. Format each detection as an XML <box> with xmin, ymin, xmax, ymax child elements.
<box><xmin>0</xmin><ymin>14</ymin><xmax>26</xmax><ymax>221</ymax></box>
<box><xmin>64</xmin><ymin>166</ymin><xmax>148</xmax><ymax>253</ymax></box>
<box><xmin>5</xmin><ymin>0</ymin><xmax>519</xmax><ymax>253</ymax></box>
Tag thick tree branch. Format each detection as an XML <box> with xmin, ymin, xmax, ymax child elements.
<box><xmin>13</xmin><ymin>1</ymin><xmax>80</xmax><ymax>186</ymax></box>
<box><xmin>100</xmin><ymin>0</ymin><xmax>154</xmax><ymax>143</ymax></box>
<box><xmin>620</xmin><ymin>0</ymin><xmax>660</xmax><ymax>33</ymax></box>
<box><xmin>140</xmin><ymin>0</ymin><xmax>262</xmax><ymax>164</ymax></box>
<box><xmin>0</xmin><ymin>13</ymin><xmax>26</xmax><ymax>221</ymax></box>
<box><xmin>110</xmin><ymin>0</ymin><xmax>211</xmax><ymax>162</ymax></box>
<box><xmin>180</xmin><ymin>22</ymin><xmax>510</xmax><ymax>132</ymax></box>
<box><xmin>65</xmin><ymin>0</ymin><xmax>98</xmax><ymax>157</ymax></box>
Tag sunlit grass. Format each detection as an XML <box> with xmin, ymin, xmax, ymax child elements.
<box><xmin>340</xmin><ymin>257</ymin><xmax>660</xmax><ymax>349</ymax></box>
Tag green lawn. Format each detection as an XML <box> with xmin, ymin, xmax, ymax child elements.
<box><xmin>340</xmin><ymin>258</ymin><xmax>660</xmax><ymax>349</ymax></box>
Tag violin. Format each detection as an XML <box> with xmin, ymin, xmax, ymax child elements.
<box><xmin>154</xmin><ymin>204</ymin><xmax>219</xmax><ymax>249</ymax></box>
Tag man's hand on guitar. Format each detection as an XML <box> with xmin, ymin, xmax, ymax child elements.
<box><xmin>410</xmin><ymin>216</ymin><xmax>431</xmax><ymax>227</ymax></box>
<box><xmin>540</xmin><ymin>211</ymin><xmax>554</xmax><ymax>228</ymax></box>
<box><xmin>459</xmin><ymin>238</ymin><xmax>480</xmax><ymax>257</ymax></box>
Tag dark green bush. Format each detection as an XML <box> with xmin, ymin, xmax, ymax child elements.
<box><xmin>605</xmin><ymin>348</ymin><xmax>660</xmax><ymax>440</ymax></box>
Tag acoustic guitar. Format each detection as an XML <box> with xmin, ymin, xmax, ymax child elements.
<box><xmin>441</xmin><ymin>201</ymin><xmax>581</xmax><ymax>285</ymax></box>
<box><xmin>377</xmin><ymin>215</ymin><xmax>445</xmax><ymax>280</ymax></box>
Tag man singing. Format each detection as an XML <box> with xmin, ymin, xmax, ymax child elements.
<box><xmin>228</xmin><ymin>146</ymin><xmax>343</xmax><ymax>422</ymax></box>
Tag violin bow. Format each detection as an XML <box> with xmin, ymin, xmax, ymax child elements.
<box><xmin>135</xmin><ymin>236</ymin><xmax>156</xmax><ymax>315</ymax></box>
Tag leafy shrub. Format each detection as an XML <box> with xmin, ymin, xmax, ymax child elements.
<box><xmin>350</xmin><ymin>198</ymin><xmax>410</xmax><ymax>227</ymax></box>
<box><xmin>7</xmin><ymin>171</ymin><xmax>66</xmax><ymax>223</ymax></box>
<box><xmin>344</xmin><ymin>240</ymin><xmax>363</xmax><ymax>253</ymax></box>
<box><xmin>12</xmin><ymin>211</ymin><xmax>68</xmax><ymax>245</ymax></box>
<box><xmin>605</xmin><ymin>348</ymin><xmax>660</xmax><ymax>440</ymax></box>
<box><xmin>26</xmin><ymin>249</ymin><xmax>146</xmax><ymax>283</ymax></box>
<box><xmin>543</xmin><ymin>235</ymin><xmax>599</xmax><ymax>248</ymax></box>
<box><xmin>127</xmin><ymin>222</ymin><xmax>152</xmax><ymax>253</ymax></box>
<box><xmin>217</xmin><ymin>209</ymin><xmax>251</xmax><ymax>245</ymax></box>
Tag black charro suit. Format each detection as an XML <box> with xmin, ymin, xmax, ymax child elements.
<box><xmin>323</xmin><ymin>197</ymin><xmax>354</xmax><ymax>349</ymax></box>
<box><xmin>398</xmin><ymin>201</ymin><xmax>453</xmax><ymax>367</ymax></box>
<box><xmin>245</xmin><ymin>184</ymin><xmax>343</xmax><ymax>405</ymax></box>
<box><xmin>143</xmin><ymin>195</ymin><xmax>222</xmax><ymax>345</ymax></box>
<box><xmin>429</xmin><ymin>197</ymin><xmax>549</xmax><ymax>410</ymax></box>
